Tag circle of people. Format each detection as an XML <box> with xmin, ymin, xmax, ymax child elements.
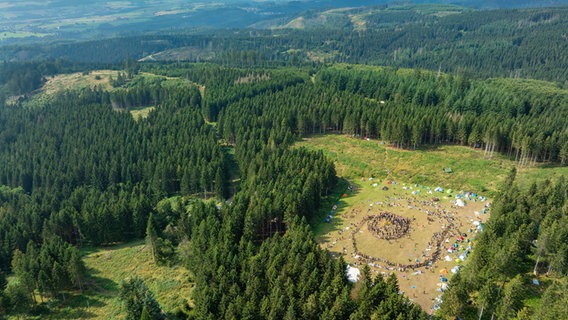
<box><xmin>351</xmin><ymin>208</ymin><xmax>457</xmax><ymax>270</ymax></box>
<box><xmin>367</xmin><ymin>212</ymin><xmax>409</xmax><ymax>240</ymax></box>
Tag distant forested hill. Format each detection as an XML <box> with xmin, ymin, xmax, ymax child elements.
<box><xmin>2</xmin><ymin>5</ymin><xmax>568</xmax><ymax>82</ymax></box>
<box><xmin>1</xmin><ymin>1</ymin><xmax>568</xmax><ymax>44</ymax></box>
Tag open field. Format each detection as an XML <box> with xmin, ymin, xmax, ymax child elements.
<box><xmin>44</xmin><ymin>241</ymin><xmax>193</xmax><ymax>319</ymax></box>
<box><xmin>42</xmin><ymin>70</ymin><xmax>119</xmax><ymax>94</ymax></box>
<box><xmin>298</xmin><ymin>134</ymin><xmax>566</xmax><ymax>196</ymax></box>
<box><xmin>20</xmin><ymin>70</ymin><xmax>121</xmax><ymax>109</ymax></box>
<box><xmin>297</xmin><ymin>134</ymin><xmax>566</xmax><ymax>313</ymax></box>
<box><xmin>130</xmin><ymin>106</ymin><xmax>155</xmax><ymax>121</ymax></box>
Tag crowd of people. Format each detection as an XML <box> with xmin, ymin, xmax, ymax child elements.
<box><xmin>366</xmin><ymin>212</ymin><xmax>410</xmax><ymax>240</ymax></box>
<box><xmin>350</xmin><ymin>198</ymin><xmax>463</xmax><ymax>270</ymax></box>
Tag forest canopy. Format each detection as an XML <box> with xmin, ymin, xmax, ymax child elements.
<box><xmin>1</xmin><ymin>3</ymin><xmax>568</xmax><ymax>320</ymax></box>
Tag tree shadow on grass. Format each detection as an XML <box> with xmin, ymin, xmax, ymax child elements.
<box><xmin>311</xmin><ymin>177</ymin><xmax>360</xmax><ymax>241</ymax></box>
<box><xmin>84</xmin><ymin>269</ymin><xmax>119</xmax><ymax>293</ymax></box>
<box><xmin>49</xmin><ymin>272</ymin><xmax>118</xmax><ymax>318</ymax></box>
<box><xmin>34</xmin><ymin>289</ymin><xmax>109</xmax><ymax>319</ymax></box>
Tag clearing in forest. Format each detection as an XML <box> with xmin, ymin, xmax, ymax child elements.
<box><xmin>42</xmin><ymin>70</ymin><xmax>119</xmax><ymax>94</ymax></box>
<box><xmin>46</xmin><ymin>241</ymin><xmax>193</xmax><ymax>319</ymax></box>
<box><xmin>31</xmin><ymin>71</ymin><xmax>200</xmax><ymax>121</ymax></box>
<box><xmin>297</xmin><ymin>134</ymin><xmax>564</xmax><ymax>313</ymax></box>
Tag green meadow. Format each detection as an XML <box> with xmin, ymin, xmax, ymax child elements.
<box><xmin>33</xmin><ymin>241</ymin><xmax>193</xmax><ymax>320</ymax></box>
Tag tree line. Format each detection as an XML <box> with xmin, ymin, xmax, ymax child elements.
<box><xmin>439</xmin><ymin>171</ymin><xmax>568</xmax><ymax>319</ymax></box>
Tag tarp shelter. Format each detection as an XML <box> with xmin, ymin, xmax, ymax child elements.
<box><xmin>443</xmin><ymin>168</ymin><xmax>453</xmax><ymax>173</ymax></box>
<box><xmin>346</xmin><ymin>265</ymin><xmax>360</xmax><ymax>282</ymax></box>
<box><xmin>435</xmin><ymin>187</ymin><xmax>444</xmax><ymax>192</ymax></box>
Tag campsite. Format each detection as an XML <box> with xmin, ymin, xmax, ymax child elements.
<box><xmin>319</xmin><ymin>177</ymin><xmax>490</xmax><ymax>311</ymax></box>
<box><xmin>297</xmin><ymin>134</ymin><xmax>541</xmax><ymax>311</ymax></box>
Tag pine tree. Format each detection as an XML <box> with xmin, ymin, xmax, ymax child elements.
<box><xmin>119</xmin><ymin>277</ymin><xmax>163</xmax><ymax>320</ymax></box>
<box><xmin>146</xmin><ymin>213</ymin><xmax>159</xmax><ymax>263</ymax></box>
<box><xmin>496</xmin><ymin>275</ymin><xmax>526</xmax><ymax>320</ymax></box>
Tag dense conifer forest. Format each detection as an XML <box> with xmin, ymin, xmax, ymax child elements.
<box><xmin>1</xmin><ymin>3</ymin><xmax>568</xmax><ymax>320</ymax></box>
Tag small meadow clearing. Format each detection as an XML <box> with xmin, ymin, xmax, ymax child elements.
<box><xmin>42</xmin><ymin>241</ymin><xmax>193</xmax><ymax>319</ymax></box>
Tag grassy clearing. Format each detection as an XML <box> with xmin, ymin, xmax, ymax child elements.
<box><xmin>296</xmin><ymin>134</ymin><xmax>566</xmax><ymax>313</ymax></box>
<box><xmin>297</xmin><ymin>134</ymin><xmax>513</xmax><ymax>197</ymax></box>
<box><xmin>20</xmin><ymin>70</ymin><xmax>120</xmax><ymax>109</ymax></box>
<box><xmin>42</xmin><ymin>70</ymin><xmax>119</xmax><ymax>95</ymax></box>
<box><xmin>298</xmin><ymin>134</ymin><xmax>563</xmax><ymax>197</ymax></box>
<box><xmin>130</xmin><ymin>106</ymin><xmax>155</xmax><ymax>121</ymax></box>
<box><xmin>45</xmin><ymin>241</ymin><xmax>193</xmax><ymax>319</ymax></box>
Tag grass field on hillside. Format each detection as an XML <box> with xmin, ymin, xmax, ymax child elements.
<box><xmin>43</xmin><ymin>70</ymin><xmax>119</xmax><ymax>94</ymax></box>
<box><xmin>42</xmin><ymin>241</ymin><xmax>193</xmax><ymax>319</ymax></box>
<box><xmin>297</xmin><ymin>134</ymin><xmax>567</xmax><ymax>196</ymax></box>
<box><xmin>297</xmin><ymin>134</ymin><xmax>515</xmax><ymax>196</ymax></box>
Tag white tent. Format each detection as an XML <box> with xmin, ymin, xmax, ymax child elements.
<box><xmin>346</xmin><ymin>265</ymin><xmax>360</xmax><ymax>282</ymax></box>
<box><xmin>455</xmin><ymin>199</ymin><xmax>465</xmax><ymax>207</ymax></box>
